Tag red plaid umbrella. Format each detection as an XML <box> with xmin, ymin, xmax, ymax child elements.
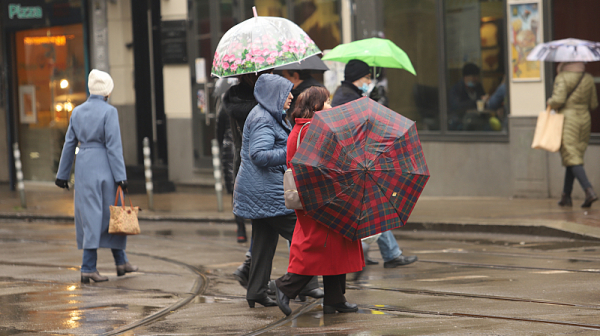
<box><xmin>290</xmin><ymin>97</ymin><xmax>429</xmax><ymax>241</ymax></box>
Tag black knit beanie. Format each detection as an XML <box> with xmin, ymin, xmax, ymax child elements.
<box><xmin>462</xmin><ymin>63</ymin><xmax>480</xmax><ymax>77</ymax></box>
<box><xmin>344</xmin><ymin>59</ymin><xmax>371</xmax><ymax>83</ymax></box>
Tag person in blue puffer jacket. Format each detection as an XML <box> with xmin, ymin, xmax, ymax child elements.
<box><xmin>233</xmin><ymin>74</ymin><xmax>322</xmax><ymax>309</ymax></box>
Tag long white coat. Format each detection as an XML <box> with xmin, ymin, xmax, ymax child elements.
<box><xmin>56</xmin><ymin>95</ymin><xmax>127</xmax><ymax>250</ymax></box>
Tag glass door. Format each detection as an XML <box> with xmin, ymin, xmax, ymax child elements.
<box><xmin>14</xmin><ymin>24</ymin><xmax>86</xmax><ymax>181</ymax></box>
<box><xmin>191</xmin><ymin>0</ymin><xmax>252</xmax><ymax>169</ymax></box>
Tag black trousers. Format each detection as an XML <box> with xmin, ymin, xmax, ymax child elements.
<box><xmin>563</xmin><ymin>165</ymin><xmax>592</xmax><ymax>195</ymax></box>
<box><xmin>247</xmin><ymin>213</ymin><xmax>318</xmax><ymax>300</ymax></box>
<box><xmin>276</xmin><ymin>273</ymin><xmax>346</xmax><ymax>305</ymax></box>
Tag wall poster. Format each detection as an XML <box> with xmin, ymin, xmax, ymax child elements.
<box><xmin>509</xmin><ymin>2</ymin><xmax>541</xmax><ymax>81</ymax></box>
<box><xmin>19</xmin><ymin>85</ymin><xmax>36</xmax><ymax>124</ymax></box>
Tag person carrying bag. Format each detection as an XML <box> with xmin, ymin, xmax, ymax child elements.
<box><xmin>283</xmin><ymin>122</ymin><xmax>310</xmax><ymax>210</ymax></box>
<box><xmin>532</xmin><ymin>71</ymin><xmax>585</xmax><ymax>152</ymax></box>
<box><xmin>109</xmin><ymin>185</ymin><xmax>141</xmax><ymax>235</ymax></box>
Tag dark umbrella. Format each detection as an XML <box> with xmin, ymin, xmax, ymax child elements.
<box><xmin>275</xmin><ymin>55</ymin><xmax>329</xmax><ymax>71</ymax></box>
<box><xmin>290</xmin><ymin>97</ymin><xmax>429</xmax><ymax>241</ymax></box>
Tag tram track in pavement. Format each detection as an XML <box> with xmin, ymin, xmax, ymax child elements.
<box><xmin>363</xmin><ymin>304</ymin><xmax>600</xmax><ymax>331</ymax></box>
<box><xmin>0</xmin><ymin>236</ymin><xmax>209</xmax><ymax>335</ymax></box>
<box><xmin>4</xmin><ymin>223</ymin><xmax>600</xmax><ymax>334</ymax></box>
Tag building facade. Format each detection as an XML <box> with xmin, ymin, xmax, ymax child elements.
<box><xmin>1</xmin><ymin>0</ymin><xmax>599</xmax><ymax>200</ymax></box>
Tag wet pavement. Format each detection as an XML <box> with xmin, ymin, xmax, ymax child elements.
<box><xmin>2</xmin><ymin>218</ymin><xmax>600</xmax><ymax>335</ymax></box>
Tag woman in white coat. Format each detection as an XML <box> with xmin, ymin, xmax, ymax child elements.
<box><xmin>55</xmin><ymin>69</ymin><xmax>138</xmax><ymax>283</ymax></box>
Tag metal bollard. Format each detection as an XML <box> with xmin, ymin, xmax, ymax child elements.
<box><xmin>143</xmin><ymin>138</ymin><xmax>154</xmax><ymax>211</ymax></box>
<box><xmin>211</xmin><ymin>139</ymin><xmax>224</xmax><ymax>212</ymax></box>
<box><xmin>12</xmin><ymin>143</ymin><xmax>26</xmax><ymax>208</ymax></box>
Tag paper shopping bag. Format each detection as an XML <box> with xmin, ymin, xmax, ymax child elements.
<box><xmin>531</xmin><ymin>107</ymin><xmax>564</xmax><ymax>152</ymax></box>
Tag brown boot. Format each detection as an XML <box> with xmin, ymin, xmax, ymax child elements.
<box><xmin>581</xmin><ymin>187</ymin><xmax>598</xmax><ymax>208</ymax></box>
<box><xmin>116</xmin><ymin>262</ymin><xmax>139</xmax><ymax>276</ymax></box>
<box><xmin>81</xmin><ymin>271</ymin><xmax>109</xmax><ymax>283</ymax></box>
<box><xmin>558</xmin><ymin>193</ymin><xmax>572</xmax><ymax>207</ymax></box>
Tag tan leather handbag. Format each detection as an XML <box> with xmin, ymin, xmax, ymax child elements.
<box><xmin>284</xmin><ymin>122</ymin><xmax>310</xmax><ymax>210</ymax></box>
<box><xmin>109</xmin><ymin>186</ymin><xmax>141</xmax><ymax>235</ymax></box>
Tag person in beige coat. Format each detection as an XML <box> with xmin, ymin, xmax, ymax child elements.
<box><xmin>548</xmin><ymin>62</ymin><xmax>599</xmax><ymax>208</ymax></box>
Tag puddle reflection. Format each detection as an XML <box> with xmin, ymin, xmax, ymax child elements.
<box><xmin>0</xmin><ymin>283</ymin><xmax>161</xmax><ymax>334</ymax></box>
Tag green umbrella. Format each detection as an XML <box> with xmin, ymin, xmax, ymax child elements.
<box><xmin>322</xmin><ymin>38</ymin><xmax>416</xmax><ymax>75</ymax></box>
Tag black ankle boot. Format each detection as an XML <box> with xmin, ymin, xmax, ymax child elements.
<box><xmin>233</xmin><ymin>255</ymin><xmax>251</xmax><ymax>288</ymax></box>
<box><xmin>247</xmin><ymin>296</ymin><xmax>277</xmax><ymax>308</ymax></box>
<box><xmin>558</xmin><ymin>193</ymin><xmax>572</xmax><ymax>207</ymax></box>
<box><xmin>582</xmin><ymin>187</ymin><xmax>598</xmax><ymax>208</ymax></box>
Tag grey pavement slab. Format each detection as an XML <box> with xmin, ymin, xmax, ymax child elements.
<box><xmin>2</xmin><ymin>220</ymin><xmax>600</xmax><ymax>334</ymax></box>
<box><xmin>3</xmin><ymin>184</ymin><xmax>600</xmax><ymax>241</ymax></box>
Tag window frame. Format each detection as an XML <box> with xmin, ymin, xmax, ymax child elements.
<box><xmin>411</xmin><ymin>0</ymin><xmax>511</xmax><ymax>142</ymax></box>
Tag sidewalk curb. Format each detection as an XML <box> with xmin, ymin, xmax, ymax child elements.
<box><xmin>3</xmin><ymin>212</ymin><xmax>600</xmax><ymax>242</ymax></box>
<box><xmin>0</xmin><ymin>213</ymin><xmax>236</xmax><ymax>223</ymax></box>
<box><xmin>402</xmin><ymin>222</ymin><xmax>600</xmax><ymax>242</ymax></box>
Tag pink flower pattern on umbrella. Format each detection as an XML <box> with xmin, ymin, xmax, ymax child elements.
<box><xmin>211</xmin><ymin>16</ymin><xmax>321</xmax><ymax>77</ymax></box>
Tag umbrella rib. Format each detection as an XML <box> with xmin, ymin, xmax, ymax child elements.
<box><xmin>354</xmin><ymin>173</ymin><xmax>368</xmax><ymax>241</ymax></box>
<box><xmin>366</xmin><ymin>173</ymin><xmax>403</xmax><ymax>219</ymax></box>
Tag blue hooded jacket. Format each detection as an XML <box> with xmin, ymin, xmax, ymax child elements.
<box><xmin>233</xmin><ymin>74</ymin><xmax>295</xmax><ymax>219</ymax></box>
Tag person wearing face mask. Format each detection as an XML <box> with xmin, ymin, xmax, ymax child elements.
<box><xmin>331</xmin><ymin>59</ymin><xmax>372</xmax><ymax>107</ymax></box>
<box><xmin>448</xmin><ymin>63</ymin><xmax>488</xmax><ymax>130</ymax></box>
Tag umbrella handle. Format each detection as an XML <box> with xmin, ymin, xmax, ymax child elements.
<box><xmin>253</xmin><ymin>6</ymin><xmax>258</xmax><ymax>17</ymax></box>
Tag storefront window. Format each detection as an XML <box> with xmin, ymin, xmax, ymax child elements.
<box><xmin>553</xmin><ymin>0</ymin><xmax>600</xmax><ymax>135</ymax></box>
<box><xmin>444</xmin><ymin>0</ymin><xmax>506</xmax><ymax>132</ymax></box>
<box><xmin>15</xmin><ymin>24</ymin><xmax>86</xmax><ymax>181</ymax></box>
<box><xmin>382</xmin><ymin>0</ymin><xmax>440</xmax><ymax>131</ymax></box>
<box><xmin>255</xmin><ymin>0</ymin><xmax>341</xmax><ymax>51</ymax></box>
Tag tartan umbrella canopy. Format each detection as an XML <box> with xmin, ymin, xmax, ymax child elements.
<box><xmin>290</xmin><ymin>97</ymin><xmax>429</xmax><ymax>241</ymax></box>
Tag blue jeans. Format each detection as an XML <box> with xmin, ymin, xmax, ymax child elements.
<box><xmin>81</xmin><ymin>249</ymin><xmax>129</xmax><ymax>273</ymax></box>
<box><xmin>375</xmin><ymin>231</ymin><xmax>402</xmax><ymax>262</ymax></box>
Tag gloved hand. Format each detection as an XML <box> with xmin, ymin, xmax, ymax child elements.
<box><xmin>55</xmin><ymin>179</ymin><xmax>69</xmax><ymax>190</ymax></box>
<box><xmin>117</xmin><ymin>180</ymin><xmax>128</xmax><ymax>194</ymax></box>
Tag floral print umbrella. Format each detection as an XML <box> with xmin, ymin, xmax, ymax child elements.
<box><xmin>211</xmin><ymin>15</ymin><xmax>321</xmax><ymax>78</ymax></box>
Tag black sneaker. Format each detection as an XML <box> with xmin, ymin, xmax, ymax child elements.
<box><xmin>383</xmin><ymin>255</ymin><xmax>418</xmax><ymax>268</ymax></box>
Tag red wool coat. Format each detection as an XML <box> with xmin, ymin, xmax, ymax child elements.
<box><xmin>287</xmin><ymin>118</ymin><xmax>364</xmax><ymax>276</ymax></box>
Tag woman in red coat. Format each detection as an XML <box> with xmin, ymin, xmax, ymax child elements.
<box><xmin>270</xmin><ymin>86</ymin><xmax>364</xmax><ymax>316</ymax></box>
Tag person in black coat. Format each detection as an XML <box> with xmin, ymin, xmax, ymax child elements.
<box><xmin>447</xmin><ymin>63</ymin><xmax>488</xmax><ymax>130</ymax></box>
<box><xmin>331</xmin><ymin>59</ymin><xmax>372</xmax><ymax>107</ymax></box>
<box><xmin>216</xmin><ymin>93</ymin><xmax>247</xmax><ymax>243</ymax></box>
<box><xmin>278</xmin><ymin>70</ymin><xmax>325</xmax><ymax>124</ymax></box>
<box><xmin>222</xmin><ymin>71</ymin><xmax>269</xmax><ymax>288</ymax></box>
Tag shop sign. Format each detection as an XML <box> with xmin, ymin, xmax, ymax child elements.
<box><xmin>161</xmin><ymin>20</ymin><xmax>188</xmax><ymax>64</ymax></box>
<box><xmin>3</xmin><ymin>1</ymin><xmax>46</xmax><ymax>27</ymax></box>
<box><xmin>8</xmin><ymin>4</ymin><xmax>42</xmax><ymax>19</ymax></box>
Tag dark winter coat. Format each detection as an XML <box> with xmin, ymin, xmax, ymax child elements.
<box><xmin>222</xmin><ymin>82</ymin><xmax>258</xmax><ymax>178</ymax></box>
<box><xmin>448</xmin><ymin>80</ymin><xmax>486</xmax><ymax>115</ymax></box>
<box><xmin>56</xmin><ymin>95</ymin><xmax>127</xmax><ymax>250</ymax></box>
<box><xmin>331</xmin><ymin>81</ymin><xmax>364</xmax><ymax>107</ymax></box>
<box><xmin>233</xmin><ymin>74</ymin><xmax>295</xmax><ymax>219</ymax></box>
<box><xmin>289</xmin><ymin>77</ymin><xmax>324</xmax><ymax>119</ymax></box>
<box><xmin>216</xmin><ymin>100</ymin><xmax>235</xmax><ymax>194</ymax></box>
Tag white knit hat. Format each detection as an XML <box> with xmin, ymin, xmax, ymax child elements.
<box><xmin>88</xmin><ymin>69</ymin><xmax>114</xmax><ymax>96</ymax></box>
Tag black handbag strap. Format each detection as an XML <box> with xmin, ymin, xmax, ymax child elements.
<box><xmin>296</xmin><ymin>122</ymin><xmax>311</xmax><ymax>149</ymax></box>
<box><xmin>566</xmin><ymin>73</ymin><xmax>585</xmax><ymax>101</ymax></box>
